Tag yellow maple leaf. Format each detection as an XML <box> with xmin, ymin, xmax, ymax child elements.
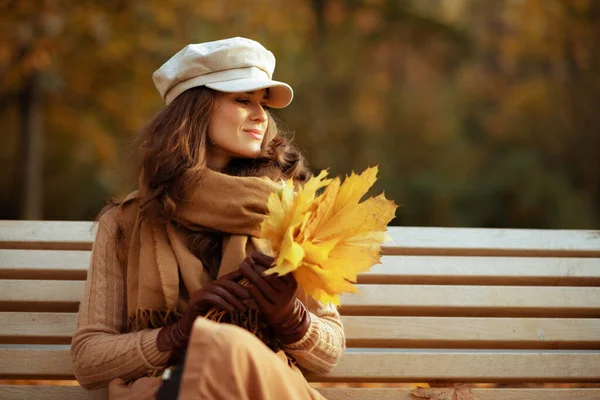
<box><xmin>260</xmin><ymin>166</ymin><xmax>397</xmax><ymax>304</ymax></box>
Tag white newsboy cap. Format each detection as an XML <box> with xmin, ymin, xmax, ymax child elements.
<box><xmin>152</xmin><ymin>37</ymin><xmax>293</xmax><ymax>108</ymax></box>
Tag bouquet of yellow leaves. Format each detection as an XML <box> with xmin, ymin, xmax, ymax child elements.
<box><xmin>205</xmin><ymin>166</ymin><xmax>396</xmax><ymax>349</ymax></box>
<box><xmin>262</xmin><ymin>165</ymin><xmax>397</xmax><ymax>304</ymax></box>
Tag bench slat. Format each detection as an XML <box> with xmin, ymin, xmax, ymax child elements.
<box><xmin>0</xmin><ymin>250</ymin><xmax>90</xmax><ymax>280</ymax></box>
<box><xmin>4</xmin><ymin>249</ymin><xmax>600</xmax><ymax>286</ymax></box>
<box><xmin>342</xmin><ymin>316</ymin><xmax>600</xmax><ymax>349</ymax></box>
<box><xmin>3</xmin><ymin>313</ymin><xmax>600</xmax><ymax>351</ymax></box>
<box><xmin>0</xmin><ymin>386</ymin><xmax>104</xmax><ymax>400</ymax></box>
<box><xmin>0</xmin><ymin>281</ymin><xmax>84</xmax><ymax>312</ymax></box>
<box><xmin>0</xmin><ymin>312</ymin><xmax>77</xmax><ymax>344</ymax></box>
<box><xmin>1</xmin><ymin>349</ymin><xmax>598</xmax><ymax>382</ymax></box>
<box><xmin>2</xmin><ymin>221</ymin><xmax>599</xmax><ymax>256</ymax></box>
<box><xmin>309</xmin><ymin>352</ymin><xmax>600</xmax><ymax>383</ymax></box>
<box><xmin>362</xmin><ymin>256</ymin><xmax>600</xmax><ymax>286</ymax></box>
<box><xmin>318</xmin><ymin>388</ymin><xmax>600</xmax><ymax>400</ymax></box>
<box><xmin>0</xmin><ymin>221</ymin><xmax>97</xmax><ymax>250</ymax></box>
<box><xmin>1</xmin><ymin>386</ymin><xmax>600</xmax><ymax>400</ymax></box>
<box><xmin>2</xmin><ymin>281</ymin><xmax>599</xmax><ymax>317</ymax></box>
<box><xmin>340</xmin><ymin>285</ymin><xmax>600</xmax><ymax>317</ymax></box>
<box><xmin>386</xmin><ymin>227</ymin><xmax>600</xmax><ymax>257</ymax></box>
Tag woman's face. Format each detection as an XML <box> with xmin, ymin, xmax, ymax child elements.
<box><xmin>207</xmin><ymin>89</ymin><xmax>269</xmax><ymax>169</ymax></box>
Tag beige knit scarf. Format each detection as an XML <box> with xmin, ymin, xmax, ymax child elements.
<box><xmin>116</xmin><ymin>169</ymin><xmax>279</xmax><ymax>331</ymax></box>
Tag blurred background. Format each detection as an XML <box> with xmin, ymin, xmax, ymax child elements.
<box><xmin>1</xmin><ymin>0</ymin><xmax>599</xmax><ymax>228</ymax></box>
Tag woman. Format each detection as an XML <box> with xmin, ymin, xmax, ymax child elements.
<box><xmin>70</xmin><ymin>37</ymin><xmax>345</xmax><ymax>399</ymax></box>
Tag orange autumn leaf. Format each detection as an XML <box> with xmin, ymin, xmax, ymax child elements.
<box><xmin>410</xmin><ymin>385</ymin><xmax>473</xmax><ymax>400</ymax></box>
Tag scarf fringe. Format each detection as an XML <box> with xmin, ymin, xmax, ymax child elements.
<box><xmin>128</xmin><ymin>309</ymin><xmax>182</xmax><ymax>331</ymax></box>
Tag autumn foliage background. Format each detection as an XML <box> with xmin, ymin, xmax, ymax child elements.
<box><xmin>1</xmin><ymin>0</ymin><xmax>599</xmax><ymax>229</ymax></box>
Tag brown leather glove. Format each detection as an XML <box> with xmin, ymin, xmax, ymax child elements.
<box><xmin>240</xmin><ymin>252</ymin><xmax>311</xmax><ymax>345</ymax></box>
<box><xmin>156</xmin><ymin>269</ymin><xmax>249</xmax><ymax>353</ymax></box>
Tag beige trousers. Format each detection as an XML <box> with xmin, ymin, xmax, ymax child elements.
<box><xmin>108</xmin><ymin>318</ymin><xmax>325</xmax><ymax>400</ymax></box>
<box><xmin>178</xmin><ymin>317</ymin><xmax>325</xmax><ymax>400</ymax></box>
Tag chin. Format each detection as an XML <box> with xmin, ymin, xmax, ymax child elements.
<box><xmin>242</xmin><ymin>148</ymin><xmax>262</xmax><ymax>159</ymax></box>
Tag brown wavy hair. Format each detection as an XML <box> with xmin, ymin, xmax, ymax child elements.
<box><xmin>102</xmin><ymin>86</ymin><xmax>311</xmax><ymax>278</ymax></box>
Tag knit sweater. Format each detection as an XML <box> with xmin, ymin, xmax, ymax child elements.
<box><xmin>70</xmin><ymin>208</ymin><xmax>346</xmax><ymax>390</ymax></box>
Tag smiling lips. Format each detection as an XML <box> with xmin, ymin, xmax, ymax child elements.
<box><xmin>244</xmin><ymin>129</ymin><xmax>263</xmax><ymax>140</ymax></box>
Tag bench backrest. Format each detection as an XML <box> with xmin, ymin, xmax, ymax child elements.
<box><xmin>1</xmin><ymin>221</ymin><xmax>600</xmax><ymax>399</ymax></box>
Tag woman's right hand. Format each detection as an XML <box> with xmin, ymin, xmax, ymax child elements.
<box><xmin>156</xmin><ymin>269</ymin><xmax>249</xmax><ymax>353</ymax></box>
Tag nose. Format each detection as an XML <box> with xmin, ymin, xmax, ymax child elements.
<box><xmin>250</xmin><ymin>103</ymin><xmax>268</xmax><ymax>123</ymax></box>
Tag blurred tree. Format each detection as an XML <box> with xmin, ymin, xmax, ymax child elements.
<box><xmin>1</xmin><ymin>0</ymin><xmax>466</xmax><ymax>222</ymax></box>
<box><xmin>453</xmin><ymin>0</ymin><xmax>600</xmax><ymax>227</ymax></box>
<box><xmin>0</xmin><ymin>0</ymin><xmax>598</xmax><ymax>228</ymax></box>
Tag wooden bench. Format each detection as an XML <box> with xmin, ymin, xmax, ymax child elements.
<box><xmin>1</xmin><ymin>221</ymin><xmax>599</xmax><ymax>399</ymax></box>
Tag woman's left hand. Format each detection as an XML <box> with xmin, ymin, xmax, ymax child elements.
<box><xmin>240</xmin><ymin>252</ymin><xmax>311</xmax><ymax>344</ymax></box>
<box><xmin>108</xmin><ymin>377</ymin><xmax>162</xmax><ymax>400</ymax></box>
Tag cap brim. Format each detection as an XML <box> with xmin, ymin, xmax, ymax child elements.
<box><xmin>206</xmin><ymin>78</ymin><xmax>293</xmax><ymax>108</ymax></box>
